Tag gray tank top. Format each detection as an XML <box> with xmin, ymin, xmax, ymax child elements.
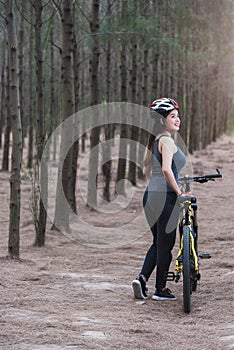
<box><xmin>147</xmin><ymin>137</ymin><xmax>186</xmax><ymax>192</ymax></box>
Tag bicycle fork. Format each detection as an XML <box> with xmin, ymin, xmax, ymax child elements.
<box><xmin>174</xmin><ymin>229</ymin><xmax>199</xmax><ymax>283</ymax></box>
<box><xmin>166</xmin><ymin>228</ymin><xmax>200</xmax><ymax>283</ymax></box>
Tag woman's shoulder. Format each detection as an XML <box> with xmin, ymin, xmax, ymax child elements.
<box><xmin>157</xmin><ymin>135</ymin><xmax>177</xmax><ymax>153</ymax></box>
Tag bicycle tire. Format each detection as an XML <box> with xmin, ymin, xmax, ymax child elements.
<box><xmin>190</xmin><ymin>220</ymin><xmax>198</xmax><ymax>292</ymax></box>
<box><xmin>183</xmin><ymin>226</ymin><xmax>191</xmax><ymax>313</ymax></box>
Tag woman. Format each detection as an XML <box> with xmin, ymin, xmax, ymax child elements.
<box><xmin>132</xmin><ymin>98</ymin><xmax>186</xmax><ymax>301</ymax></box>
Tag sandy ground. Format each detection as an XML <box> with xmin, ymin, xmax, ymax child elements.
<box><xmin>0</xmin><ymin>134</ymin><xmax>234</xmax><ymax>350</ymax></box>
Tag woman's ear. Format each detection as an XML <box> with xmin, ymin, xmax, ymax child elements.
<box><xmin>160</xmin><ymin>117</ymin><xmax>165</xmax><ymax>125</ymax></box>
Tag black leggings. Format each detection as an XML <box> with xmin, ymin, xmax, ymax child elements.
<box><xmin>141</xmin><ymin>190</ymin><xmax>179</xmax><ymax>290</ymax></box>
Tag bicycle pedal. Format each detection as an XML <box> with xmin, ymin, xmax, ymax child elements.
<box><xmin>175</xmin><ymin>272</ymin><xmax>180</xmax><ymax>283</ymax></box>
<box><xmin>165</xmin><ymin>272</ymin><xmax>175</xmax><ymax>281</ymax></box>
<box><xmin>199</xmin><ymin>253</ymin><xmax>212</xmax><ymax>259</ymax></box>
<box><xmin>192</xmin><ymin>271</ymin><xmax>201</xmax><ymax>281</ymax></box>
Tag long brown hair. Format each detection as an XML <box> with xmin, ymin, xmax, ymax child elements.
<box><xmin>143</xmin><ymin>116</ymin><xmax>166</xmax><ymax>167</ymax></box>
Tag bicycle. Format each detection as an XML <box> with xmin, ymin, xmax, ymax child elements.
<box><xmin>167</xmin><ymin>168</ymin><xmax>222</xmax><ymax>313</ymax></box>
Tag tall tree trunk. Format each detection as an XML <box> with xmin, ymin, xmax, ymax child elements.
<box><xmin>53</xmin><ymin>0</ymin><xmax>74</xmax><ymax>230</ymax></box>
<box><xmin>18</xmin><ymin>0</ymin><xmax>26</xmax><ymax>147</ymax></box>
<box><xmin>138</xmin><ymin>46</ymin><xmax>149</xmax><ymax>179</ymax></box>
<box><xmin>0</xmin><ymin>42</ymin><xmax>7</xmax><ymax>149</ymax></box>
<box><xmin>27</xmin><ymin>4</ymin><xmax>34</xmax><ymax>168</ymax></box>
<box><xmin>0</xmin><ymin>66</ymin><xmax>4</xmax><ymax>150</ymax></box>
<box><xmin>115</xmin><ymin>0</ymin><xmax>128</xmax><ymax>196</ymax></box>
<box><xmin>87</xmin><ymin>0</ymin><xmax>100</xmax><ymax>209</ymax></box>
<box><xmin>128</xmin><ymin>38</ymin><xmax>138</xmax><ymax>186</ymax></box>
<box><xmin>5</xmin><ymin>0</ymin><xmax>22</xmax><ymax>259</ymax></box>
<box><xmin>48</xmin><ymin>16</ymin><xmax>58</xmax><ymax>162</ymax></box>
<box><xmin>2</xmin><ymin>56</ymin><xmax>11</xmax><ymax>171</ymax></box>
<box><xmin>34</xmin><ymin>0</ymin><xmax>47</xmax><ymax>246</ymax></box>
<box><xmin>80</xmin><ymin>39</ymin><xmax>87</xmax><ymax>154</ymax></box>
<box><xmin>102</xmin><ymin>0</ymin><xmax>112</xmax><ymax>202</ymax></box>
<box><xmin>70</xmin><ymin>11</ymin><xmax>80</xmax><ymax>214</ymax></box>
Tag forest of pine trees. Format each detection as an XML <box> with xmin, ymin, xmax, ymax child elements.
<box><xmin>0</xmin><ymin>0</ymin><xmax>233</xmax><ymax>257</ymax></box>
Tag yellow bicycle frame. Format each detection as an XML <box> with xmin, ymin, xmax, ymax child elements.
<box><xmin>175</xmin><ymin>201</ymin><xmax>199</xmax><ymax>273</ymax></box>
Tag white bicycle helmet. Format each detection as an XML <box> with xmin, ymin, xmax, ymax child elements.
<box><xmin>150</xmin><ymin>97</ymin><xmax>179</xmax><ymax>118</ymax></box>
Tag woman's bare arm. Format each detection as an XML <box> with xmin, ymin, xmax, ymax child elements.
<box><xmin>160</xmin><ymin>137</ymin><xmax>181</xmax><ymax>195</ymax></box>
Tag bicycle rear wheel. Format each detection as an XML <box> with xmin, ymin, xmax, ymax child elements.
<box><xmin>183</xmin><ymin>226</ymin><xmax>191</xmax><ymax>313</ymax></box>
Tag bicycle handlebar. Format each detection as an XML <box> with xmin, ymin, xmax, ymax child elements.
<box><xmin>179</xmin><ymin>168</ymin><xmax>222</xmax><ymax>184</ymax></box>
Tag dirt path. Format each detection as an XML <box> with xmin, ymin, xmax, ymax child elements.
<box><xmin>0</xmin><ymin>134</ymin><xmax>234</xmax><ymax>350</ymax></box>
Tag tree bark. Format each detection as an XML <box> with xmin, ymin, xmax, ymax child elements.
<box><xmin>18</xmin><ymin>0</ymin><xmax>26</xmax><ymax>147</ymax></box>
<box><xmin>128</xmin><ymin>38</ymin><xmax>138</xmax><ymax>186</ymax></box>
<box><xmin>0</xmin><ymin>42</ymin><xmax>7</xmax><ymax>150</ymax></box>
<box><xmin>102</xmin><ymin>0</ymin><xmax>112</xmax><ymax>202</ymax></box>
<box><xmin>115</xmin><ymin>0</ymin><xmax>128</xmax><ymax>196</ymax></box>
<box><xmin>87</xmin><ymin>0</ymin><xmax>100</xmax><ymax>209</ymax></box>
<box><xmin>70</xmin><ymin>6</ymin><xmax>80</xmax><ymax>214</ymax></box>
<box><xmin>53</xmin><ymin>0</ymin><xmax>75</xmax><ymax>230</ymax></box>
<box><xmin>2</xmin><ymin>56</ymin><xmax>11</xmax><ymax>171</ymax></box>
<box><xmin>5</xmin><ymin>0</ymin><xmax>22</xmax><ymax>259</ymax></box>
<box><xmin>27</xmin><ymin>4</ymin><xmax>34</xmax><ymax>169</ymax></box>
<box><xmin>33</xmin><ymin>0</ymin><xmax>47</xmax><ymax>246</ymax></box>
<box><xmin>138</xmin><ymin>46</ymin><xmax>149</xmax><ymax>179</ymax></box>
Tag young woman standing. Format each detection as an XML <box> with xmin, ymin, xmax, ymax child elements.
<box><xmin>132</xmin><ymin>98</ymin><xmax>186</xmax><ymax>300</ymax></box>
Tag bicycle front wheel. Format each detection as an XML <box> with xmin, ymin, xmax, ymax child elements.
<box><xmin>183</xmin><ymin>226</ymin><xmax>191</xmax><ymax>313</ymax></box>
